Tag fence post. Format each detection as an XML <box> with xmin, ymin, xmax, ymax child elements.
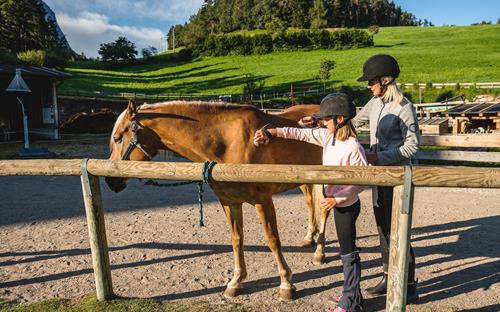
<box><xmin>80</xmin><ymin>158</ymin><xmax>114</xmax><ymax>301</ymax></box>
<box><xmin>386</xmin><ymin>166</ymin><xmax>414</xmax><ymax>312</ymax></box>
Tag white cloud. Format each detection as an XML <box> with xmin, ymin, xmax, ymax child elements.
<box><xmin>57</xmin><ymin>11</ymin><xmax>164</xmax><ymax>57</ymax></box>
<box><xmin>43</xmin><ymin>0</ymin><xmax>204</xmax><ymax>57</ymax></box>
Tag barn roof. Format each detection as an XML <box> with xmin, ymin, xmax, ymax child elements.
<box><xmin>0</xmin><ymin>64</ymin><xmax>72</xmax><ymax>80</ymax></box>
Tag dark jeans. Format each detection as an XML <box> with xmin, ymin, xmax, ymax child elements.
<box><xmin>334</xmin><ymin>200</ymin><xmax>361</xmax><ymax>255</ymax></box>
<box><xmin>374</xmin><ymin>186</ymin><xmax>415</xmax><ymax>279</ymax></box>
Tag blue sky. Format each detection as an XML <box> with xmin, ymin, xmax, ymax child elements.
<box><xmin>45</xmin><ymin>0</ymin><xmax>499</xmax><ymax>57</ymax></box>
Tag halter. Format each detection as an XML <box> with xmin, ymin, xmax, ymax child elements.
<box><xmin>121</xmin><ymin>115</ymin><xmax>153</xmax><ymax>161</ymax></box>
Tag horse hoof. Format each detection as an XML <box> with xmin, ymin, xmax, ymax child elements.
<box><xmin>223</xmin><ymin>286</ymin><xmax>242</xmax><ymax>298</ymax></box>
<box><xmin>301</xmin><ymin>239</ymin><xmax>316</xmax><ymax>247</ymax></box>
<box><xmin>279</xmin><ymin>286</ymin><xmax>296</xmax><ymax>302</ymax></box>
<box><xmin>313</xmin><ymin>253</ymin><xmax>325</xmax><ymax>265</ymax></box>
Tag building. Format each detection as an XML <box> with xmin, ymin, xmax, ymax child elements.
<box><xmin>0</xmin><ymin>64</ymin><xmax>71</xmax><ymax>141</ymax></box>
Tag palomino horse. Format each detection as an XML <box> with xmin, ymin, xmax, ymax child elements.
<box><xmin>106</xmin><ymin>100</ymin><xmax>329</xmax><ymax>301</ymax></box>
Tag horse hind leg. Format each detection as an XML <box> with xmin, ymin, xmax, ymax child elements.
<box><xmin>222</xmin><ymin>203</ymin><xmax>247</xmax><ymax>298</ymax></box>
<box><xmin>299</xmin><ymin>184</ymin><xmax>317</xmax><ymax>247</ymax></box>
<box><xmin>312</xmin><ymin>184</ymin><xmax>329</xmax><ymax>265</ymax></box>
<box><xmin>313</xmin><ymin>205</ymin><xmax>330</xmax><ymax>265</ymax></box>
<box><xmin>255</xmin><ymin>200</ymin><xmax>296</xmax><ymax>302</ymax></box>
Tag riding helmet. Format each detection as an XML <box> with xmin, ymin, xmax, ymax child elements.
<box><xmin>313</xmin><ymin>93</ymin><xmax>356</xmax><ymax>120</ymax></box>
<box><xmin>357</xmin><ymin>54</ymin><xmax>400</xmax><ymax>82</ymax></box>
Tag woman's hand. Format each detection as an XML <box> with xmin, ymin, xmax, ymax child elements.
<box><xmin>366</xmin><ymin>152</ymin><xmax>378</xmax><ymax>165</ymax></box>
<box><xmin>298</xmin><ymin>116</ymin><xmax>322</xmax><ymax>128</ymax></box>
<box><xmin>320</xmin><ymin>197</ymin><xmax>337</xmax><ymax>211</ymax></box>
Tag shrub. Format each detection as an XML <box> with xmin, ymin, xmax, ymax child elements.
<box><xmin>368</xmin><ymin>25</ymin><xmax>380</xmax><ymax>34</ymax></box>
<box><xmin>17</xmin><ymin>50</ymin><xmax>46</xmax><ymax>67</ymax></box>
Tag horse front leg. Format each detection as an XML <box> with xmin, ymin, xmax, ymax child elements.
<box><xmin>255</xmin><ymin>200</ymin><xmax>296</xmax><ymax>302</ymax></box>
<box><xmin>299</xmin><ymin>184</ymin><xmax>317</xmax><ymax>247</ymax></box>
<box><xmin>222</xmin><ymin>203</ymin><xmax>247</xmax><ymax>298</ymax></box>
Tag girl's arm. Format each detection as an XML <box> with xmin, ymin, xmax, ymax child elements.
<box><xmin>254</xmin><ymin>127</ymin><xmax>330</xmax><ymax>147</ymax></box>
<box><xmin>276</xmin><ymin>127</ymin><xmax>330</xmax><ymax>146</ymax></box>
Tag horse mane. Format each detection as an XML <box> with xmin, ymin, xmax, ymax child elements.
<box><xmin>138</xmin><ymin>101</ymin><xmax>257</xmax><ymax>114</ymax></box>
<box><xmin>110</xmin><ymin>101</ymin><xmax>262</xmax><ymax>152</ymax></box>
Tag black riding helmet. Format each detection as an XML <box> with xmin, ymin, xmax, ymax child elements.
<box><xmin>357</xmin><ymin>54</ymin><xmax>400</xmax><ymax>82</ymax></box>
<box><xmin>313</xmin><ymin>93</ymin><xmax>356</xmax><ymax>121</ymax></box>
<box><xmin>313</xmin><ymin>93</ymin><xmax>356</xmax><ymax>146</ymax></box>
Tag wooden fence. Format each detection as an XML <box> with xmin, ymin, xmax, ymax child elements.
<box><xmin>1</xmin><ymin>159</ymin><xmax>500</xmax><ymax>311</ymax></box>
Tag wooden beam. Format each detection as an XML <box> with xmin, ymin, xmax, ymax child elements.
<box><xmin>412</xmin><ymin>166</ymin><xmax>500</xmax><ymax>188</ymax></box>
<box><xmin>359</xmin><ymin>134</ymin><xmax>500</xmax><ymax>148</ymax></box>
<box><xmin>80</xmin><ymin>159</ymin><xmax>113</xmax><ymax>301</ymax></box>
<box><xmin>386</xmin><ymin>178</ymin><xmax>414</xmax><ymax>312</ymax></box>
<box><xmin>0</xmin><ymin>159</ymin><xmax>82</xmax><ymax>176</ymax></box>
<box><xmin>415</xmin><ymin>150</ymin><xmax>500</xmax><ymax>163</ymax></box>
<box><xmin>1</xmin><ymin>160</ymin><xmax>499</xmax><ymax>188</ymax></box>
<box><xmin>85</xmin><ymin>160</ymin><xmax>405</xmax><ymax>187</ymax></box>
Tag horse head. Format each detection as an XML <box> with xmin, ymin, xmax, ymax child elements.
<box><xmin>106</xmin><ymin>100</ymin><xmax>159</xmax><ymax>192</ymax></box>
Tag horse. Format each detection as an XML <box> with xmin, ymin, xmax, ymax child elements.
<box><xmin>106</xmin><ymin>100</ymin><xmax>331</xmax><ymax>301</ymax></box>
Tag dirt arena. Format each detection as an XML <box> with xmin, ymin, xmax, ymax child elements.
<box><xmin>0</xmin><ymin>144</ymin><xmax>498</xmax><ymax>311</ymax></box>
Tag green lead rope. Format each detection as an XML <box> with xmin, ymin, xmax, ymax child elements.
<box><xmin>197</xmin><ymin>161</ymin><xmax>217</xmax><ymax>227</ymax></box>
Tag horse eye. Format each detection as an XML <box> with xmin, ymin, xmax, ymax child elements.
<box><xmin>113</xmin><ymin>136</ymin><xmax>122</xmax><ymax>143</ymax></box>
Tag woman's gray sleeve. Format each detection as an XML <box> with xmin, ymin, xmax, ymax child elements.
<box><xmin>352</xmin><ymin>100</ymin><xmax>372</xmax><ymax>129</ymax></box>
<box><xmin>377</xmin><ymin>105</ymin><xmax>421</xmax><ymax>165</ymax></box>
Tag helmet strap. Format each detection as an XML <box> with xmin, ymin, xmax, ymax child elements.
<box><xmin>379</xmin><ymin>77</ymin><xmax>395</xmax><ymax>94</ymax></box>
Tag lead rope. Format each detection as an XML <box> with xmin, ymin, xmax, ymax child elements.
<box><xmin>197</xmin><ymin>161</ymin><xmax>217</xmax><ymax>227</ymax></box>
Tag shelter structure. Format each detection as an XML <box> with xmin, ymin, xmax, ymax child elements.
<box><xmin>0</xmin><ymin>64</ymin><xmax>71</xmax><ymax>141</ymax></box>
<box><xmin>445</xmin><ymin>102</ymin><xmax>500</xmax><ymax>134</ymax></box>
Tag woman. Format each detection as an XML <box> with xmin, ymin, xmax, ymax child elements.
<box><xmin>254</xmin><ymin>93</ymin><xmax>367</xmax><ymax>312</ymax></box>
<box><xmin>354</xmin><ymin>54</ymin><xmax>420</xmax><ymax>302</ymax></box>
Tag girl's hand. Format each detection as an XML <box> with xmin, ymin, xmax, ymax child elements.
<box><xmin>253</xmin><ymin>129</ymin><xmax>270</xmax><ymax>146</ymax></box>
<box><xmin>320</xmin><ymin>197</ymin><xmax>337</xmax><ymax>211</ymax></box>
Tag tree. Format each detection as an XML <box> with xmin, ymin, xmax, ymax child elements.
<box><xmin>497</xmin><ymin>17</ymin><xmax>500</xmax><ymax>24</ymax></box>
<box><xmin>98</xmin><ymin>37</ymin><xmax>137</xmax><ymax>62</ymax></box>
<box><xmin>141</xmin><ymin>46</ymin><xmax>158</xmax><ymax>58</ymax></box>
<box><xmin>317</xmin><ymin>58</ymin><xmax>335</xmax><ymax>90</ymax></box>
<box><xmin>310</xmin><ymin>0</ymin><xmax>328</xmax><ymax>29</ymax></box>
<box><xmin>0</xmin><ymin>0</ymin><xmax>47</xmax><ymax>52</ymax></box>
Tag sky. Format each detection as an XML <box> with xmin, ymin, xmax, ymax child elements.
<box><xmin>44</xmin><ymin>0</ymin><xmax>500</xmax><ymax>58</ymax></box>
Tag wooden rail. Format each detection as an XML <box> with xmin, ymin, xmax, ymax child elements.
<box><xmin>358</xmin><ymin>134</ymin><xmax>500</xmax><ymax>163</ymax></box>
<box><xmin>1</xmin><ymin>159</ymin><xmax>500</xmax><ymax>312</ymax></box>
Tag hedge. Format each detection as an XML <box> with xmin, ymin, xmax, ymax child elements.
<box><xmin>195</xmin><ymin>29</ymin><xmax>373</xmax><ymax>56</ymax></box>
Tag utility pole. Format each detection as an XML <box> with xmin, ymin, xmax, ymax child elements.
<box><xmin>173</xmin><ymin>28</ymin><xmax>175</xmax><ymax>53</ymax></box>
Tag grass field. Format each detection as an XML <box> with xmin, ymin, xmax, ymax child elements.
<box><xmin>0</xmin><ymin>295</ymin><xmax>248</xmax><ymax>312</ymax></box>
<box><xmin>61</xmin><ymin>25</ymin><xmax>500</xmax><ymax>99</ymax></box>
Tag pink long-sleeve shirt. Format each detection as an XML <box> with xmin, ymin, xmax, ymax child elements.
<box><xmin>276</xmin><ymin>127</ymin><xmax>368</xmax><ymax>208</ymax></box>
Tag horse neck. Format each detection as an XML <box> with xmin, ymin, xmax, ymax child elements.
<box><xmin>139</xmin><ymin>103</ymin><xmax>250</xmax><ymax>163</ymax></box>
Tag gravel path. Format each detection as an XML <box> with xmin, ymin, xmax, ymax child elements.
<box><xmin>0</xmin><ymin>159</ymin><xmax>499</xmax><ymax>311</ymax></box>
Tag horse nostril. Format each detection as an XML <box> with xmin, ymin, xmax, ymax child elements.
<box><xmin>105</xmin><ymin>177</ymin><xmax>127</xmax><ymax>193</ymax></box>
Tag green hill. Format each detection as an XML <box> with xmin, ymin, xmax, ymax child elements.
<box><xmin>61</xmin><ymin>25</ymin><xmax>500</xmax><ymax>101</ymax></box>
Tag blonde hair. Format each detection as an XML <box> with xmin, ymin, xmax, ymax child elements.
<box><xmin>380</xmin><ymin>76</ymin><xmax>404</xmax><ymax>104</ymax></box>
<box><xmin>336</xmin><ymin>120</ymin><xmax>357</xmax><ymax>141</ymax></box>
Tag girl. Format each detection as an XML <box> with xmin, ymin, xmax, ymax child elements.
<box><xmin>254</xmin><ymin>93</ymin><xmax>367</xmax><ymax>312</ymax></box>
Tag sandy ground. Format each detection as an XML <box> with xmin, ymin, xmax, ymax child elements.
<box><xmin>0</xmin><ymin>145</ymin><xmax>499</xmax><ymax>311</ymax></box>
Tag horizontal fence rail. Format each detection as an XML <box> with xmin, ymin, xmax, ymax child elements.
<box><xmin>1</xmin><ymin>159</ymin><xmax>499</xmax><ymax>188</ymax></box>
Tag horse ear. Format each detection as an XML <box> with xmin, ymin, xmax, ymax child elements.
<box><xmin>126</xmin><ymin>100</ymin><xmax>136</xmax><ymax>119</ymax></box>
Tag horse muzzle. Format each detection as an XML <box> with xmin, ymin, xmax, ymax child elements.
<box><xmin>105</xmin><ymin>177</ymin><xmax>127</xmax><ymax>193</ymax></box>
